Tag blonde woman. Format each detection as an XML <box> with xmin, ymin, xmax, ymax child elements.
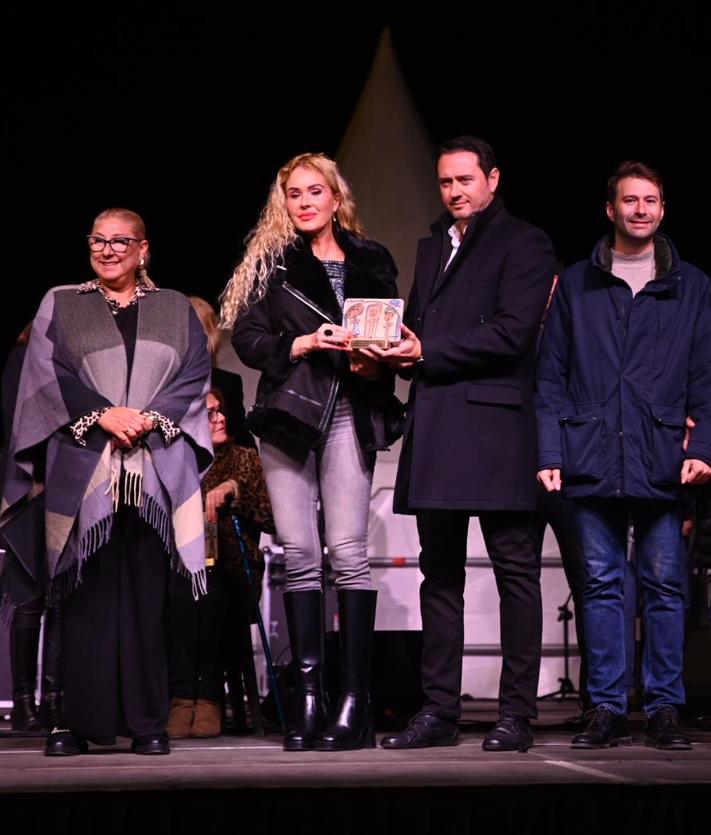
<box><xmin>221</xmin><ymin>153</ymin><xmax>400</xmax><ymax>751</ymax></box>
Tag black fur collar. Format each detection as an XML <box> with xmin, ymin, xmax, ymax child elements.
<box><xmin>592</xmin><ymin>233</ymin><xmax>678</xmax><ymax>282</ymax></box>
<box><xmin>280</xmin><ymin>231</ymin><xmax>398</xmax><ymax>321</ymax></box>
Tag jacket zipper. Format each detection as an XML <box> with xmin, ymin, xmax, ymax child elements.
<box><xmin>282</xmin><ymin>281</ymin><xmax>341</xmax><ymax>429</ymax></box>
<box><xmin>282</xmin><ymin>282</ymin><xmax>336</xmax><ymax>323</ymax></box>
<box><xmin>617</xmin><ymin>286</ymin><xmax>632</xmax><ymax>496</ymax></box>
<box><xmin>319</xmin><ymin>376</ymin><xmax>340</xmax><ymax>432</ymax></box>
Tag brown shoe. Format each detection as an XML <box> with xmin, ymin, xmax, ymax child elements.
<box><xmin>191</xmin><ymin>699</ymin><xmax>222</xmax><ymax>738</ymax></box>
<box><xmin>166</xmin><ymin>698</ymin><xmax>195</xmax><ymax>739</ymax></box>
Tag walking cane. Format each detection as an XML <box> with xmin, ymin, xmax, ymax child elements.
<box><xmin>231</xmin><ymin>514</ymin><xmax>287</xmax><ymax>734</ymax></box>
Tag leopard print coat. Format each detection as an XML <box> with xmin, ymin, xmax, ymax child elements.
<box><xmin>202</xmin><ymin>441</ymin><xmax>274</xmax><ymax>596</ymax></box>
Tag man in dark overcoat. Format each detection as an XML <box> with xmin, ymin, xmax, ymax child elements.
<box><xmin>372</xmin><ymin>136</ymin><xmax>555</xmax><ymax>751</ymax></box>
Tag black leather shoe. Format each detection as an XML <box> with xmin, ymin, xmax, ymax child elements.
<box><xmin>131</xmin><ymin>733</ymin><xmax>170</xmax><ymax>755</ymax></box>
<box><xmin>45</xmin><ymin>729</ymin><xmax>88</xmax><ymax>757</ymax></box>
<box><xmin>482</xmin><ymin>713</ymin><xmax>533</xmax><ymax>752</ymax></box>
<box><xmin>571</xmin><ymin>706</ymin><xmax>631</xmax><ymax>748</ymax></box>
<box><xmin>380</xmin><ymin>712</ymin><xmax>459</xmax><ymax>749</ymax></box>
<box><xmin>645</xmin><ymin>706</ymin><xmax>691</xmax><ymax>750</ymax></box>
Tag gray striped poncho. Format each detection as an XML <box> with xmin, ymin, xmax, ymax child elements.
<box><xmin>0</xmin><ymin>285</ymin><xmax>212</xmax><ymax>614</ymax></box>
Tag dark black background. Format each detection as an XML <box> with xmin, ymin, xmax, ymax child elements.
<box><xmin>4</xmin><ymin>3</ymin><xmax>710</xmax><ymax>365</ymax></box>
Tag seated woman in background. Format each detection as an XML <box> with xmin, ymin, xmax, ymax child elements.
<box><xmin>189</xmin><ymin>295</ymin><xmax>255</xmax><ymax>449</ymax></box>
<box><xmin>166</xmin><ymin>387</ymin><xmax>274</xmax><ymax>738</ymax></box>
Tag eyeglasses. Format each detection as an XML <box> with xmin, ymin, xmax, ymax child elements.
<box><xmin>87</xmin><ymin>235</ymin><xmax>143</xmax><ymax>253</ymax></box>
<box><xmin>207</xmin><ymin>407</ymin><xmax>225</xmax><ymax>423</ymax></box>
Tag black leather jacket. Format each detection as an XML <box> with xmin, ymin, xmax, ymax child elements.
<box><xmin>232</xmin><ymin>231</ymin><xmax>402</xmax><ymax>451</ymax></box>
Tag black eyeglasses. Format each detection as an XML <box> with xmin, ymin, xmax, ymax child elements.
<box><xmin>87</xmin><ymin>235</ymin><xmax>142</xmax><ymax>253</ymax></box>
<box><xmin>207</xmin><ymin>406</ymin><xmax>225</xmax><ymax>423</ymax></box>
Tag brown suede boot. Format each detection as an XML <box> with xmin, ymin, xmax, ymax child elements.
<box><xmin>166</xmin><ymin>698</ymin><xmax>195</xmax><ymax>739</ymax></box>
<box><xmin>191</xmin><ymin>700</ymin><xmax>222</xmax><ymax>738</ymax></box>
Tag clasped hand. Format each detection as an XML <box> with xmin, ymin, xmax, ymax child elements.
<box><xmin>99</xmin><ymin>407</ymin><xmax>154</xmax><ymax>449</ymax></box>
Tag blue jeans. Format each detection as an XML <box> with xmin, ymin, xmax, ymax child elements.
<box><xmin>575</xmin><ymin>499</ymin><xmax>685</xmax><ymax>715</ymax></box>
<box><xmin>260</xmin><ymin>397</ymin><xmax>375</xmax><ymax>591</ymax></box>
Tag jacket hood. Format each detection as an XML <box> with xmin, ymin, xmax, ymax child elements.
<box><xmin>591</xmin><ymin>233</ymin><xmax>681</xmax><ymax>288</ymax></box>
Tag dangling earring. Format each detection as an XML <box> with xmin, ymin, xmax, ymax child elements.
<box><xmin>138</xmin><ymin>258</ymin><xmax>156</xmax><ymax>289</ymax></box>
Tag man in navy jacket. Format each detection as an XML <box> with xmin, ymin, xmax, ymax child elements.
<box><xmin>371</xmin><ymin>136</ymin><xmax>555</xmax><ymax>752</ymax></box>
<box><xmin>536</xmin><ymin>161</ymin><xmax>711</xmax><ymax>749</ymax></box>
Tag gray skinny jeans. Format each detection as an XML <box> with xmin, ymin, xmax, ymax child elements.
<box><xmin>260</xmin><ymin>397</ymin><xmax>375</xmax><ymax>591</ymax></box>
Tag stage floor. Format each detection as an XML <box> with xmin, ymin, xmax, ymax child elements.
<box><xmin>2</xmin><ymin>701</ymin><xmax>710</xmax><ymax>794</ymax></box>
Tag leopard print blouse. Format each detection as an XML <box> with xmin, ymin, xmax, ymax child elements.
<box><xmin>203</xmin><ymin>441</ymin><xmax>275</xmax><ymax>592</ymax></box>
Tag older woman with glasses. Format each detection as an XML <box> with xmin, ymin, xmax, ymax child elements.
<box><xmin>0</xmin><ymin>208</ymin><xmax>211</xmax><ymax>756</ymax></box>
<box><xmin>221</xmin><ymin>153</ymin><xmax>401</xmax><ymax>751</ymax></box>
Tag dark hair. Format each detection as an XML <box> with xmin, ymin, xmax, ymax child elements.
<box><xmin>437</xmin><ymin>136</ymin><xmax>497</xmax><ymax>176</ymax></box>
<box><xmin>208</xmin><ymin>387</ymin><xmax>226</xmax><ymax>410</ymax></box>
<box><xmin>606</xmin><ymin>161</ymin><xmax>664</xmax><ymax>203</ymax></box>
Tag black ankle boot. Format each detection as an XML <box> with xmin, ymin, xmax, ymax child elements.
<box><xmin>10</xmin><ymin>625</ymin><xmax>43</xmax><ymax>733</ymax></box>
<box><xmin>315</xmin><ymin>589</ymin><xmax>377</xmax><ymax>751</ymax></box>
<box><xmin>283</xmin><ymin>591</ymin><xmax>328</xmax><ymax>751</ymax></box>
<box><xmin>39</xmin><ymin>605</ymin><xmax>62</xmax><ymax>730</ymax></box>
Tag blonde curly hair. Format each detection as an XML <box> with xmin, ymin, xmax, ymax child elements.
<box><xmin>219</xmin><ymin>153</ymin><xmax>364</xmax><ymax>328</ymax></box>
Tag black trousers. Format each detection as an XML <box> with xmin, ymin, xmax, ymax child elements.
<box><xmin>532</xmin><ymin>487</ymin><xmax>588</xmax><ymax>704</ymax></box>
<box><xmin>60</xmin><ymin>508</ymin><xmax>169</xmax><ymax>744</ymax></box>
<box><xmin>416</xmin><ymin>509</ymin><xmax>542</xmax><ymax>720</ymax></box>
<box><xmin>166</xmin><ymin>566</ymin><xmax>245</xmax><ymax>702</ymax></box>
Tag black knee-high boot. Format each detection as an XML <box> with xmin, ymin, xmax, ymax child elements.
<box><xmin>283</xmin><ymin>590</ymin><xmax>328</xmax><ymax>751</ymax></box>
<box><xmin>10</xmin><ymin>624</ymin><xmax>43</xmax><ymax>733</ymax></box>
<box><xmin>315</xmin><ymin>589</ymin><xmax>376</xmax><ymax>751</ymax></box>
<box><xmin>39</xmin><ymin>605</ymin><xmax>62</xmax><ymax>730</ymax></box>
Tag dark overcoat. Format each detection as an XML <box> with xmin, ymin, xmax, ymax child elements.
<box><xmin>394</xmin><ymin>196</ymin><xmax>555</xmax><ymax>513</ymax></box>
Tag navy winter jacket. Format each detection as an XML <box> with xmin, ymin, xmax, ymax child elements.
<box><xmin>535</xmin><ymin>234</ymin><xmax>711</xmax><ymax>501</ymax></box>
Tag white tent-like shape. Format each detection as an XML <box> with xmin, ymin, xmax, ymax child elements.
<box><xmin>337</xmin><ymin>27</ymin><xmax>442</xmax><ymax>305</ymax></box>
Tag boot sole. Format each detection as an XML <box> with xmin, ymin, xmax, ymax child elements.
<box><xmin>644</xmin><ymin>738</ymin><xmax>692</xmax><ymax>750</ymax></box>
<box><xmin>571</xmin><ymin>736</ymin><xmax>632</xmax><ymax>749</ymax></box>
<box><xmin>132</xmin><ymin>744</ymin><xmax>170</xmax><ymax>755</ymax></box>
<box><xmin>314</xmin><ymin>737</ymin><xmax>376</xmax><ymax>751</ymax></box>
<box><xmin>45</xmin><ymin>743</ymin><xmax>88</xmax><ymax>756</ymax></box>
<box><xmin>482</xmin><ymin>741</ymin><xmax>533</xmax><ymax>752</ymax></box>
<box><xmin>283</xmin><ymin>740</ymin><xmax>318</xmax><ymax>751</ymax></box>
<box><xmin>380</xmin><ymin>736</ymin><xmax>459</xmax><ymax>750</ymax></box>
